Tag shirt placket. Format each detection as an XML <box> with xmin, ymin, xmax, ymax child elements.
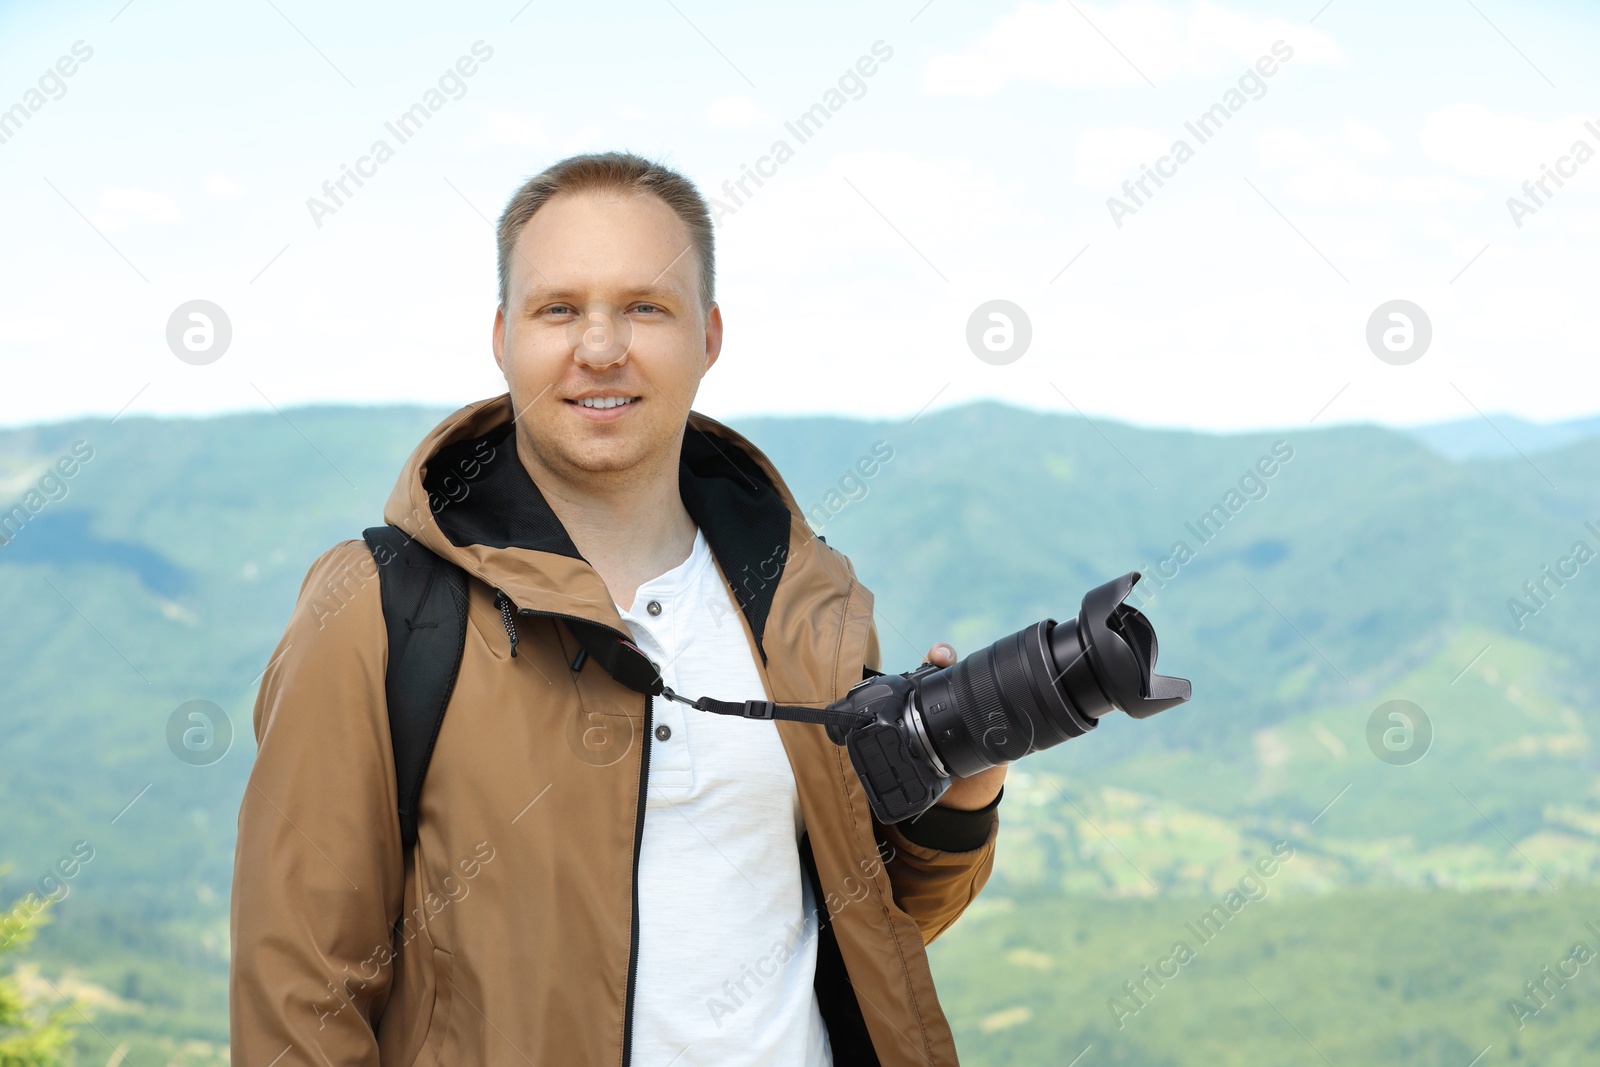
<box><xmin>632</xmin><ymin>584</ymin><xmax>693</xmax><ymax>795</ymax></box>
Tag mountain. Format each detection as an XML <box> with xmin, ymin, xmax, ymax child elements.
<box><xmin>1399</xmin><ymin>412</ymin><xmax>1600</xmax><ymax>461</ymax></box>
<box><xmin>3</xmin><ymin>399</ymin><xmax>1599</xmax><ymax>1064</ymax></box>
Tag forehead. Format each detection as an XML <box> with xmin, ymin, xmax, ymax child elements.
<box><xmin>510</xmin><ymin>191</ymin><xmax>697</xmax><ymax>301</ymax></box>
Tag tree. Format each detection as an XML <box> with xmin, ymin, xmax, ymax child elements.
<box><xmin>0</xmin><ymin>887</ymin><xmax>80</xmax><ymax>1067</ymax></box>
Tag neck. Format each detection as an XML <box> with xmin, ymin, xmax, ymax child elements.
<box><xmin>512</xmin><ymin>429</ymin><xmax>698</xmax><ymax>613</ymax></box>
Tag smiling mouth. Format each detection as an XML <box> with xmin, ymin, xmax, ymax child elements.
<box><xmin>566</xmin><ymin>396</ymin><xmax>642</xmax><ymax>410</ymax></box>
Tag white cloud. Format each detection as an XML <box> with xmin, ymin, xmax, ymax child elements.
<box><xmin>204</xmin><ymin>173</ymin><xmax>246</xmax><ymax>197</ymax></box>
<box><xmin>1385</xmin><ymin>175</ymin><xmax>1483</xmax><ymax>205</ymax></box>
<box><xmin>922</xmin><ymin>0</ymin><xmax>1341</xmax><ymax>96</ymax></box>
<box><xmin>715</xmin><ymin>150</ymin><xmax>1038</xmax><ymax>272</ymax></box>
<box><xmin>461</xmin><ymin>110</ymin><xmax>546</xmax><ymax>148</ymax></box>
<box><xmin>1421</xmin><ymin>103</ymin><xmax>1595</xmax><ymax>183</ymax></box>
<box><xmin>1255</xmin><ymin>121</ymin><xmax>1479</xmax><ymax>205</ymax></box>
<box><xmin>1074</xmin><ymin>126</ymin><xmax>1173</xmax><ymax>186</ymax></box>
<box><xmin>0</xmin><ymin>311</ymin><xmax>65</xmax><ymax>345</ymax></box>
<box><xmin>707</xmin><ymin>96</ymin><xmax>767</xmax><ymax>127</ymax></box>
<box><xmin>91</xmin><ymin>187</ymin><xmax>181</xmax><ymax>230</ymax></box>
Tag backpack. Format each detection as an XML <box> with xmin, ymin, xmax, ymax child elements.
<box><xmin>362</xmin><ymin>525</ymin><xmax>470</xmax><ymax>853</ymax></box>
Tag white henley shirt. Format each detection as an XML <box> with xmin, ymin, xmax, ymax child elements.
<box><xmin>616</xmin><ymin>525</ymin><xmax>833</xmax><ymax>1067</ymax></box>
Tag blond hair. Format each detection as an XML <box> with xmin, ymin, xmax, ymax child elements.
<box><xmin>495</xmin><ymin>151</ymin><xmax>715</xmax><ymax>316</ymax></box>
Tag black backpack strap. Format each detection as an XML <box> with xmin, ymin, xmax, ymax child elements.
<box><xmin>362</xmin><ymin>525</ymin><xmax>470</xmax><ymax>853</ymax></box>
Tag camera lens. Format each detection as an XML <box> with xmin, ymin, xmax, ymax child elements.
<box><xmin>906</xmin><ymin>572</ymin><xmax>1190</xmax><ymax>780</ymax></box>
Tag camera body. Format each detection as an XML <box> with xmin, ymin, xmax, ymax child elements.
<box><xmin>826</xmin><ymin>665</ymin><xmax>955</xmax><ymax>823</ymax></box>
<box><xmin>826</xmin><ymin>572</ymin><xmax>1191</xmax><ymax>825</ymax></box>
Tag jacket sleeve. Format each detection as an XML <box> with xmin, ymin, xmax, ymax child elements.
<box><xmin>230</xmin><ymin>540</ymin><xmax>405</xmax><ymax>1065</ymax></box>
<box><xmin>860</xmin><ymin>618</ymin><xmax>1001</xmax><ymax>945</ymax></box>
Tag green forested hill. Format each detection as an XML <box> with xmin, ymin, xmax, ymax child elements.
<box><xmin>3</xmin><ymin>400</ymin><xmax>1598</xmax><ymax>1064</ymax></box>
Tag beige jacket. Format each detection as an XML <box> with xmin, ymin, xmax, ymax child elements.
<box><xmin>230</xmin><ymin>394</ymin><xmax>1001</xmax><ymax>1065</ymax></box>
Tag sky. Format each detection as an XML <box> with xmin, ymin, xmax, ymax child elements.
<box><xmin>1</xmin><ymin>0</ymin><xmax>1596</xmax><ymax>433</ymax></box>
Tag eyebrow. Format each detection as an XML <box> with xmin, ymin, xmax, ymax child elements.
<box><xmin>519</xmin><ymin>283</ymin><xmax>682</xmax><ymax>312</ymax></box>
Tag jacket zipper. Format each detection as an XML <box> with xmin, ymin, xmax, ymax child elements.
<box><xmin>494</xmin><ymin>589</ymin><xmax>520</xmax><ymax>657</ymax></box>
<box><xmin>622</xmin><ymin>690</ymin><xmax>651</xmax><ymax>1067</ymax></box>
<box><xmin>493</xmin><ymin>588</ymin><xmax>639</xmax><ymax>660</ymax></box>
<box><xmin>492</xmin><ymin>587</ymin><xmax>651</xmax><ymax>1064</ymax></box>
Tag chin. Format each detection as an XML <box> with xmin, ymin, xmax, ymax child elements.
<box><xmin>557</xmin><ymin>439</ymin><xmax>650</xmax><ymax>474</ymax></box>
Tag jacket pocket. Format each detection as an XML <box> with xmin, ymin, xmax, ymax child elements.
<box><xmin>410</xmin><ymin>946</ymin><xmax>455</xmax><ymax>1067</ymax></box>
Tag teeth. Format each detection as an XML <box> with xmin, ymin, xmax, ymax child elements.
<box><xmin>577</xmin><ymin>396</ymin><xmax>635</xmax><ymax>409</ymax></box>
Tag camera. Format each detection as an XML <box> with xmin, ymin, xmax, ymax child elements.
<box><xmin>825</xmin><ymin>571</ymin><xmax>1191</xmax><ymax>824</ymax></box>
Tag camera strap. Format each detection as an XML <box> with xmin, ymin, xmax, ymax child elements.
<box><xmin>562</xmin><ymin>615</ymin><xmax>876</xmax><ymax>731</ymax></box>
<box><xmin>657</xmin><ymin>685</ymin><xmax>873</xmax><ymax>731</ymax></box>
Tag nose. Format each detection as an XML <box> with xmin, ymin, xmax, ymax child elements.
<box><xmin>570</xmin><ymin>309</ymin><xmax>632</xmax><ymax>368</ymax></box>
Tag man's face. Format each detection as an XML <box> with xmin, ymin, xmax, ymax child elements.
<box><xmin>493</xmin><ymin>191</ymin><xmax>722</xmax><ymax>483</ymax></box>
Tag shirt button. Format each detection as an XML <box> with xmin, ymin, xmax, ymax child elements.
<box><xmin>647</xmin><ymin>599</ymin><xmax>663</xmax><ymax>616</ymax></box>
<box><xmin>655</xmin><ymin>724</ymin><xmax>672</xmax><ymax>741</ymax></box>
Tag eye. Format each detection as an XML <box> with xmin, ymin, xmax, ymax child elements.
<box><xmin>631</xmin><ymin>303</ymin><xmax>663</xmax><ymax>315</ymax></box>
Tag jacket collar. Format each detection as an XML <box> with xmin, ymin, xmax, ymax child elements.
<box><xmin>381</xmin><ymin>393</ymin><xmax>860</xmax><ymax>676</ymax></box>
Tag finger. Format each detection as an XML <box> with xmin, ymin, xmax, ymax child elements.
<box><xmin>925</xmin><ymin>643</ymin><xmax>956</xmax><ymax>665</ymax></box>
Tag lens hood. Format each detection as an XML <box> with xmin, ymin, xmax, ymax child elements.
<box><xmin>1074</xmin><ymin>571</ymin><xmax>1192</xmax><ymax>719</ymax></box>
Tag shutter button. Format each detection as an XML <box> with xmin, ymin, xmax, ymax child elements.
<box><xmin>655</xmin><ymin>724</ymin><xmax>672</xmax><ymax>741</ymax></box>
<box><xmin>647</xmin><ymin>599</ymin><xmax>663</xmax><ymax>616</ymax></box>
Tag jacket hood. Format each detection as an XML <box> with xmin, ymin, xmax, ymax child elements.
<box><xmin>381</xmin><ymin>393</ymin><xmax>865</xmax><ymax>683</ymax></box>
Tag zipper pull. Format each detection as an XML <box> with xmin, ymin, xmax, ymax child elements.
<box><xmin>494</xmin><ymin>589</ymin><xmax>519</xmax><ymax>658</ymax></box>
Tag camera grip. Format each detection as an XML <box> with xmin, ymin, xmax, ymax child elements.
<box><xmin>847</xmin><ymin>721</ymin><xmax>948</xmax><ymax>823</ymax></box>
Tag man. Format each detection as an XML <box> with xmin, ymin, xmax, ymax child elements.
<box><xmin>231</xmin><ymin>151</ymin><xmax>1006</xmax><ymax>1065</ymax></box>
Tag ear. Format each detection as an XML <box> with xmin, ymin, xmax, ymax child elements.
<box><xmin>492</xmin><ymin>305</ymin><xmax>507</xmax><ymax>376</ymax></box>
<box><xmin>703</xmin><ymin>302</ymin><xmax>723</xmax><ymax>372</ymax></box>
